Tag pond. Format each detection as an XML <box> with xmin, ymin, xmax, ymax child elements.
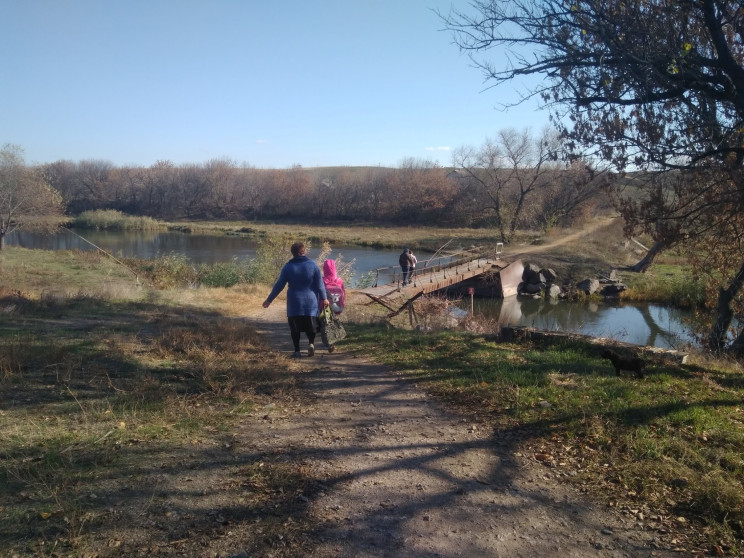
<box><xmin>7</xmin><ymin>229</ymin><xmax>702</xmax><ymax>349</ymax></box>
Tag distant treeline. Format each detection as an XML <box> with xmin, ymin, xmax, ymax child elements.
<box><xmin>40</xmin><ymin>158</ymin><xmax>607</xmax><ymax>232</ymax></box>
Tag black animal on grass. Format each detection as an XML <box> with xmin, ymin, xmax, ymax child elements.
<box><xmin>600</xmin><ymin>349</ymin><xmax>645</xmax><ymax>379</ymax></box>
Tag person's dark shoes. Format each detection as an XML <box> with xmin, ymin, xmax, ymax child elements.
<box><xmin>328</xmin><ymin>344</ymin><xmax>335</xmax><ymax>353</ymax></box>
<box><xmin>291</xmin><ymin>351</ymin><xmax>302</xmax><ymax>358</ymax></box>
<box><xmin>307</xmin><ymin>344</ymin><xmax>315</xmax><ymax>357</ymax></box>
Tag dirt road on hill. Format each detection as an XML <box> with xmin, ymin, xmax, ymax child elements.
<box><xmin>247</xmin><ymin>299</ymin><xmax>677</xmax><ymax>558</ymax></box>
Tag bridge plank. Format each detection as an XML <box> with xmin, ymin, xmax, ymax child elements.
<box><xmin>358</xmin><ymin>255</ymin><xmax>512</xmax><ymax>317</ymax></box>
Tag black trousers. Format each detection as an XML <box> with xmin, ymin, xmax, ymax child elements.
<box><xmin>288</xmin><ymin>315</ymin><xmax>318</xmax><ymax>351</ymax></box>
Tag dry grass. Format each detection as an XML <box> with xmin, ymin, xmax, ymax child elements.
<box><xmin>0</xmin><ymin>249</ymin><xmax>316</xmax><ymax>557</ymax></box>
<box><xmin>0</xmin><ymin>247</ymin><xmax>141</xmax><ymax>301</ymax></box>
<box><xmin>167</xmin><ymin>220</ymin><xmax>515</xmax><ymax>252</ymax></box>
<box><xmin>508</xmin><ymin>217</ymin><xmax>639</xmax><ymax>282</ymax></box>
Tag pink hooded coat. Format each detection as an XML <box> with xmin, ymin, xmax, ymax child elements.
<box><xmin>322</xmin><ymin>259</ymin><xmax>346</xmax><ymax>312</ymax></box>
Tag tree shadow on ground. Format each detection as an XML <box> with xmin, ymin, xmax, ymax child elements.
<box><xmin>0</xmin><ymin>295</ymin><xmax>729</xmax><ymax>557</ymax></box>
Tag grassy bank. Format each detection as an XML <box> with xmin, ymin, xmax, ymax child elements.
<box><xmin>73</xmin><ymin>210</ymin><xmax>164</xmax><ymax>231</ymax></box>
<box><xmin>620</xmin><ymin>263</ymin><xmax>708</xmax><ymax>308</ymax></box>
<box><xmin>165</xmin><ymin>219</ymin><xmax>504</xmax><ymax>253</ymax></box>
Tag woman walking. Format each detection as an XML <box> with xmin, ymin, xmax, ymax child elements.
<box><xmin>263</xmin><ymin>242</ymin><xmax>329</xmax><ymax>357</ymax></box>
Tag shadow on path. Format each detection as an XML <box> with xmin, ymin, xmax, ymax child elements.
<box><xmin>246</xmin><ymin>310</ymin><xmax>677</xmax><ymax>557</ymax></box>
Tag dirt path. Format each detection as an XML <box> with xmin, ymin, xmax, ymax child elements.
<box><xmin>507</xmin><ymin>215</ymin><xmax>617</xmax><ymax>257</ymax></box>
<box><xmin>246</xmin><ymin>302</ymin><xmax>676</xmax><ymax>557</ymax></box>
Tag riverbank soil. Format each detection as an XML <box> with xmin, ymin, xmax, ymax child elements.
<box><xmin>241</xmin><ymin>303</ymin><xmax>683</xmax><ymax>557</ymax></box>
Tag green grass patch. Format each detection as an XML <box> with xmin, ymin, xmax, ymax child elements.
<box><xmin>0</xmin><ymin>246</ymin><xmax>139</xmax><ymax>299</ymax></box>
<box><xmin>621</xmin><ymin>264</ymin><xmax>707</xmax><ymax>308</ymax></box>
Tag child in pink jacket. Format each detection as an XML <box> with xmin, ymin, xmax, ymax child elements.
<box><xmin>323</xmin><ymin>259</ymin><xmax>346</xmax><ymax>314</ymax></box>
<box><xmin>321</xmin><ymin>259</ymin><xmax>346</xmax><ymax>352</ymax></box>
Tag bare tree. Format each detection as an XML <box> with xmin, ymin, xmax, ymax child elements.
<box><xmin>452</xmin><ymin>140</ymin><xmax>509</xmax><ymax>241</ymax></box>
<box><xmin>353</xmin><ymin>168</ymin><xmax>392</xmax><ymax>221</ymax></box>
<box><xmin>0</xmin><ymin>144</ymin><xmax>65</xmax><ymax>249</ymax></box>
<box><xmin>179</xmin><ymin>163</ymin><xmax>212</xmax><ymax>219</ymax></box>
<box><xmin>110</xmin><ymin>165</ymin><xmax>146</xmax><ymax>213</ymax></box>
<box><xmin>43</xmin><ymin>159</ymin><xmax>78</xmax><ymax>204</ymax></box>
<box><xmin>77</xmin><ymin>159</ymin><xmax>114</xmax><ymax>205</ymax></box>
<box><xmin>386</xmin><ymin>159</ymin><xmax>456</xmax><ymax>225</ymax></box>
<box><xmin>453</xmin><ymin>128</ymin><xmax>565</xmax><ymax>241</ymax></box>
<box><xmin>538</xmin><ymin>161</ymin><xmax>606</xmax><ymax>230</ymax></box>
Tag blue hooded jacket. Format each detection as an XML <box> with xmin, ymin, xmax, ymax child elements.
<box><xmin>265</xmin><ymin>256</ymin><xmax>327</xmax><ymax>317</ymax></box>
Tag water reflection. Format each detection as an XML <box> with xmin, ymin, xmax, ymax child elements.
<box><xmin>466</xmin><ymin>297</ymin><xmax>698</xmax><ymax>349</ymax></box>
<box><xmin>8</xmin><ymin>229</ymin><xmax>258</xmax><ymax>262</ymax></box>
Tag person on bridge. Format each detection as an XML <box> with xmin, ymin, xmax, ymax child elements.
<box><xmin>263</xmin><ymin>242</ymin><xmax>329</xmax><ymax>358</ymax></box>
<box><xmin>399</xmin><ymin>248</ymin><xmax>415</xmax><ymax>286</ymax></box>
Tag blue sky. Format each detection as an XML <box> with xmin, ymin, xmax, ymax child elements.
<box><xmin>2</xmin><ymin>1</ymin><xmax>549</xmax><ymax>169</ymax></box>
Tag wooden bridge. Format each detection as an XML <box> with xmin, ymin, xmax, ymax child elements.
<box><xmin>358</xmin><ymin>246</ymin><xmax>524</xmax><ymax>319</ymax></box>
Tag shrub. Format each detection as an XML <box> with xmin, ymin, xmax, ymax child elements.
<box><xmin>74</xmin><ymin>210</ymin><xmax>163</xmax><ymax>231</ymax></box>
<box><xmin>244</xmin><ymin>235</ymin><xmax>295</xmax><ymax>285</ymax></box>
<box><xmin>199</xmin><ymin>260</ymin><xmax>250</xmax><ymax>288</ymax></box>
<box><xmin>129</xmin><ymin>253</ymin><xmax>199</xmax><ymax>289</ymax></box>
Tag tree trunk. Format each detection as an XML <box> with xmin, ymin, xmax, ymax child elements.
<box><xmin>0</xmin><ymin>232</ymin><xmax>4</xmax><ymax>250</ymax></box>
<box><xmin>629</xmin><ymin>241</ymin><xmax>665</xmax><ymax>272</ymax></box>
<box><xmin>508</xmin><ymin>193</ymin><xmax>526</xmax><ymax>239</ymax></box>
<box><xmin>729</xmin><ymin>328</ymin><xmax>744</xmax><ymax>357</ymax></box>
<box><xmin>708</xmin><ymin>260</ymin><xmax>744</xmax><ymax>353</ymax></box>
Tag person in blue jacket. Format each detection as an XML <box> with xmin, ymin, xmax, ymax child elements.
<box><xmin>263</xmin><ymin>242</ymin><xmax>329</xmax><ymax>357</ymax></box>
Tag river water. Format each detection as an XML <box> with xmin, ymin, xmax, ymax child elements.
<box><xmin>462</xmin><ymin>296</ymin><xmax>698</xmax><ymax>349</ymax></box>
<box><xmin>6</xmin><ymin>229</ymin><xmax>426</xmax><ymax>286</ymax></box>
<box><xmin>6</xmin><ymin>229</ymin><xmax>701</xmax><ymax>349</ymax></box>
